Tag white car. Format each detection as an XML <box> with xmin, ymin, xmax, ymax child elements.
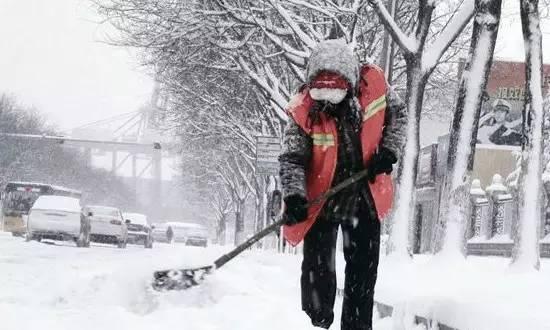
<box><xmin>167</xmin><ymin>222</ymin><xmax>209</xmax><ymax>247</ymax></box>
<box><xmin>85</xmin><ymin>205</ymin><xmax>128</xmax><ymax>248</ymax></box>
<box><xmin>123</xmin><ymin>212</ymin><xmax>153</xmax><ymax>248</ymax></box>
<box><xmin>26</xmin><ymin>195</ymin><xmax>90</xmax><ymax>247</ymax></box>
<box><xmin>151</xmin><ymin>223</ymin><xmax>173</xmax><ymax>243</ymax></box>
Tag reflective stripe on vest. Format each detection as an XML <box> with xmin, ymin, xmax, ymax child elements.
<box><xmin>364</xmin><ymin>94</ymin><xmax>387</xmax><ymax>121</ymax></box>
<box><xmin>312</xmin><ymin>133</ymin><xmax>335</xmax><ymax>146</ymax></box>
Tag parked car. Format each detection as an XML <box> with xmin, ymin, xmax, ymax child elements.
<box><xmin>85</xmin><ymin>205</ymin><xmax>128</xmax><ymax>248</ymax></box>
<box><xmin>166</xmin><ymin>222</ymin><xmax>209</xmax><ymax>247</ymax></box>
<box><xmin>123</xmin><ymin>212</ymin><xmax>153</xmax><ymax>248</ymax></box>
<box><xmin>26</xmin><ymin>195</ymin><xmax>90</xmax><ymax>247</ymax></box>
<box><xmin>150</xmin><ymin>222</ymin><xmax>173</xmax><ymax>243</ymax></box>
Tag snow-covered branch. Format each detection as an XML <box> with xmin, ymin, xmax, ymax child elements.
<box><xmin>422</xmin><ymin>0</ymin><xmax>475</xmax><ymax>72</ymax></box>
<box><xmin>267</xmin><ymin>0</ymin><xmax>317</xmax><ymax>49</ymax></box>
<box><xmin>367</xmin><ymin>0</ymin><xmax>418</xmax><ymax>53</ymax></box>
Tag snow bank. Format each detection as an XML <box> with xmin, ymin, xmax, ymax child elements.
<box><xmin>375</xmin><ymin>254</ymin><xmax>550</xmax><ymax>330</ymax></box>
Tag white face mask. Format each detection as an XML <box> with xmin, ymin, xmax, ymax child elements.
<box><xmin>309</xmin><ymin>88</ymin><xmax>347</xmax><ymax>104</ymax></box>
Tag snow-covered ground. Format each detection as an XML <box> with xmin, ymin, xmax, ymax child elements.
<box><xmin>376</xmin><ymin>254</ymin><xmax>550</xmax><ymax>330</ymax></box>
<box><xmin>0</xmin><ymin>232</ymin><xmax>395</xmax><ymax>330</ymax></box>
<box><xmin>3</xmin><ymin>232</ymin><xmax>550</xmax><ymax>330</ymax></box>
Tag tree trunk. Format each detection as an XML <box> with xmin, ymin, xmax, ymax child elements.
<box><xmin>511</xmin><ymin>0</ymin><xmax>544</xmax><ymax>270</ymax></box>
<box><xmin>217</xmin><ymin>214</ymin><xmax>227</xmax><ymax>245</ymax></box>
<box><xmin>438</xmin><ymin>0</ymin><xmax>502</xmax><ymax>256</ymax></box>
<box><xmin>253</xmin><ymin>179</ymin><xmax>266</xmax><ymax>248</ymax></box>
<box><xmin>234</xmin><ymin>198</ymin><xmax>246</xmax><ymax>245</ymax></box>
<box><xmin>387</xmin><ymin>58</ymin><xmax>427</xmax><ymax>257</ymax></box>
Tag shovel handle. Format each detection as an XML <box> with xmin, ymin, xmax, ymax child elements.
<box><xmin>213</xmin><ymin>168</ymin><xmax>371</xmax><ymax>269</ymax></box>
<box><xmin>214</xmin><ymin>217</ymin><xmax>286</xmax><ymax>269</ymax></box>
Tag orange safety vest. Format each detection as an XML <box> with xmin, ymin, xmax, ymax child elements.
<box><xmin>283</xmin><ymin>64</ymin><xmax>394</xmax><ymax>246</ymax></box>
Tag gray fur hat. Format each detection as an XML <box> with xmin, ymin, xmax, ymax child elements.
<box><xmin>305</xmin><ymin>39</ymin><xmax>360</xmax><ymax>88</ymax></box>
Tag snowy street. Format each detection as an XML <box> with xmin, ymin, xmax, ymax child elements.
<box><xmin>4</xmin><ymin>231</ymin><xmax>550</xmax><ymax>330</ymax></box>
<box><xmin>2</xmin><ymin>0</ymin><xmax>550</xmax><ymax>329</ymax></box>
<box><xmin>0</xmin><ymin>233</ymin><xmax>397</xmax><ymax>330</ymax></box>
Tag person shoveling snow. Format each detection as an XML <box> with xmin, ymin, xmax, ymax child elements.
<box><xmin>279</xmin><ymin>39</ymin><xmax>407</xmax><ymax>330</ymax></box>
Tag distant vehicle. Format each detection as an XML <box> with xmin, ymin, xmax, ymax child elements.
<box><xmin>166</xmin><ymin>222</ymin><xmax>209</xmax><ymax>247</ymax></box>
<box><xmin>1</xmin><ymin>182</ymin><xmax>82</xmax><ymax>237</ymax></box>
<box><xmin>85</xmin><ymin>205</ymin><xmax>128</xmax><ymax>248</ymax></box>
<box><xmin>123</xmin><ymin>212</ymin><xmax>153</xmax><ymax>248</ymax></box>
<box><xmin>26</xmin><ymin>195</ymin><xmax>90</xmax><ymax>247</ymax></box>
<box><xmin>150</xmin><ymin>223</ymin><xmax>173</xmax><ymax>243</ymax></box>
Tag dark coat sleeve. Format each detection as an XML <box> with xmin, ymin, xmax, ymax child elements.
<box><xmin>381</xmin><ymin>86</ymin><xmax>408</xmax><ymax>158</ymax></box>
<box><xmin>278</xmin><ymin>119</ymin><xmax>312</xmax><ymax>199</ymax></box>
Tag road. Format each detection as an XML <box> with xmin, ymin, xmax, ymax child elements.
<box><xmin>0</xmin><ymin>232</ymin><xmax>397</xmax><ymax>330</ymax></box>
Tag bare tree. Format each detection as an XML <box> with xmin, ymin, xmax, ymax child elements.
<box><xmin>92</xmin><ymin>0</ymin><xmax>474</xmax><ymax>250</ymax></box>
<box><xmin>211</xmin><ymin>188</ymin><xmax>232</xmax><ymax>245</ymax></box>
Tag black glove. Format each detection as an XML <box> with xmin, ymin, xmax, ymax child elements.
<box><xmin>283</xmin><ymin>194</ymin><xmax>308</xmax><ymax>226</ymax></box>
<box><xmin>367</xmin><ymin>147</ymin><xmax>397</xmax><ymax>183</ymax></box>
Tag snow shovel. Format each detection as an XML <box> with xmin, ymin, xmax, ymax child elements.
<box><xmin>152</xmin><ymin>167</ymin><xmax>372</xmax><ymax>291</ymax></box>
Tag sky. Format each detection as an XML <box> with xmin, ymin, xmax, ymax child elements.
<box><xmin>495</xmin><ymin>0</ymin><xmax>550</xmax><ymax>62</ymax></box>
<box><xmin>0</xmin><ymin>0</ymin><xmax>548</xmax><ymax>132</ymax></box>
<box><xmin>0</xmin><ymin>0</ymin><xmax>154</xmax><ymax>131</ymax></box>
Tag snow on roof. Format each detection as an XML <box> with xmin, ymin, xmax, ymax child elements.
<box><xmin>5</xmin><ymin>181</ymin><xmax>82</xmax><ymax>194</ymax></box>
<box><xmin>31</xmin><ymin>196</ymin><xmax>81</xmax><ymax>213</ymax></box>
<box><xmin>7</xmin><ymin>181</ymin><xmax>50</xmax><ymax>187</ymax></box>
<box><xmin>123</xmin><ymin>212</ymin><xmax>147</xmax><ymax>225</ymax></box>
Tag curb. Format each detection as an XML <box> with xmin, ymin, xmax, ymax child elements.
<box><xmin>336</xmin><ymin>288</ymin><xmax>458</xmax><ymax>330</ymax></box>
<box><xmin>375</xmin><ymin>301</ymin><xmax>458</xmax><ymax>330</ymax></box>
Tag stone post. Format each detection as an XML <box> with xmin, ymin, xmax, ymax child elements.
<box><xmin>485</xmin><ymin>174</ymin><xmax>509</xmax><ymax>238</ymax></box>
<box><xmin>469</xmin><ymin>179</ymin><xmax>489</xmax><ymax>239</ymax></box>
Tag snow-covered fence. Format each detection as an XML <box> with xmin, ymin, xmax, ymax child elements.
<box><xmin>410</xmin><ymin>139</ymin><xmax>550</xmax><ymax>258</ymax></box>
<box><xmin>468</xmin><ymin>174</ymin><xmax>514</xmax><ymax>256</ymax></box>
<box><xmin>463</xmin><ymin>172</ymin><xmax>550</xmax><ymax>257</ymax></box>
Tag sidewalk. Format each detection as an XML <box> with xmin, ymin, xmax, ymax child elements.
<box><xmin>370</xmin><ymin>254</ymin><xmax>550</xmax><ymax>330</ymax></box>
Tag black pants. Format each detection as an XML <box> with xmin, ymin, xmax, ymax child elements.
<box><xmin>301</xmin><ymin>202</ymin><xmax>380</xmax><ymax>330</ymax></box>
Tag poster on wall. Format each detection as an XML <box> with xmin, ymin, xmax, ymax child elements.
<box><xmin>474</xmin><ymin>60</ymin><xmax>550</xmax><ymax>146</ymax></box>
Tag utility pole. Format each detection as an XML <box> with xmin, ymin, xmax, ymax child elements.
<box><xmin>152</xmin><ymin>148</ymin><xmax>162</xmax><ymax>218</ymax></box>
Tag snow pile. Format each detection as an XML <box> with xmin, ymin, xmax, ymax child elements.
<box><xmin>470</xmin><ymin>179</ymin><xmax>486</xmax><ymax>196</ymax></box>
<box><xmin>375</xmin><ymin>254</ymin><xmax>550</xmax><ymax>330</ymax></box>
<box><xmin>485</xmin><ymin>174</ymin><xmax>507</xmax><ymax>193</ymax></box>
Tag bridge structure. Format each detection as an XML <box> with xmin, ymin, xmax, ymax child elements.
<box><xmin>68</xmin><ymin>85</ymin><xmax>177</xmax><ymax>215</ymax></box>
<box><xmin>0</xmin><ymin>85</ymin><xmax>181</xmax><ymax>218</ymax></box>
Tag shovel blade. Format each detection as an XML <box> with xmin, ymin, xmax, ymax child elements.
<box><xmin>152</xmin><ymin>265</ymin><xmax>214</xmax><ymax>291</ymax></box>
